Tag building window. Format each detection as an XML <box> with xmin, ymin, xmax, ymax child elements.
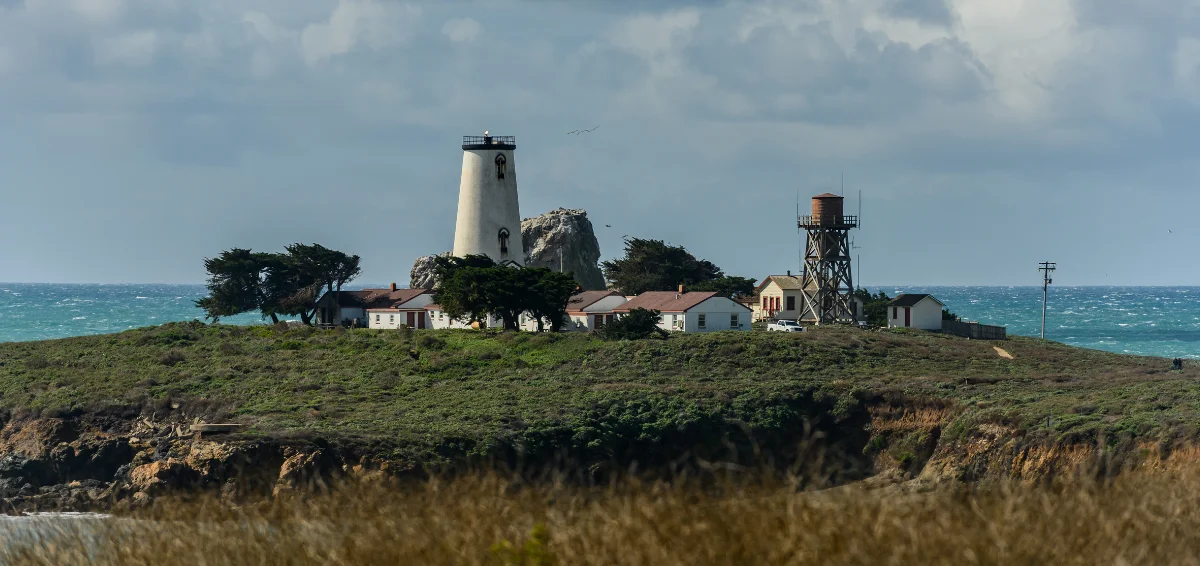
<box><xmin>786</xmin><ymin>296</ymin><xmax>795</xmax><ymax>311</ymax></box>
<box><xmin>375</xmin><ymin>314</ymin><xmax>380</xmax><ymax>322</ymax></box>
<box><xmin>438</xmin><ymin>312</ymin><xmax>444</xmax><ymax>321</ymax></box>
<box><xmin>730</xmin><ymin>313</ymin><xmax>739</xmax><ymax>328</ymax></box>
<box><xmin>389</xmin><ymin>314</ymin><xmax>394</xmax><ymax>323</ymax></box>
<box><xmin>892</xmin><ymin>307</ymin><xmax>897</xmax><ymax>319</ymax></box>
<box><xmin>698</xmin><ymin>314</ymin><xmax>707</xmax><ymax>329</ymax></box>
<box><xmin>495</xmin><ymin>154</ymin><xmax>507</xmax><ymax>179</ymax></box>
<box><xmin>498</xmin><ymin>228</ymin><xmax>510</xmax><ymax>255</ymax></box>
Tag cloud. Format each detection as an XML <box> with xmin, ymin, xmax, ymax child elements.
<box><xmin>441</xmin><ymin>17</ymin><xmax>481</xmax><ymax>43</ymax></box>
<box><xmin>300</xmin><ymin>0</ymin><xmax>420</xmax><ymax>65</ymax></box>
<box><xmin>71</xmin><ymin>0</ymin><xmax>125</xmax><ymax>24</ymax></box>
<box><xmin>883</xmin><ymin>0</ymin><xmax>955</xmax><ymax>26</ymax></box>
<box><xmin>93</xmin><ymin>29</ymin><xmax>157</xmax><ymax>66</ymax></box>
<box><xmin>2</xmin><ymin>0</ymin><xmax>1200</xmax><ymax>285</ymax></box>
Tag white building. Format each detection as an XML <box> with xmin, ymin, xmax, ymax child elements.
<box><xmin>315</xmin><ymin>285</ymin><xmax>430</xmax><ymax>327</ymax></box>
<box><xmin>452</xmin><ymin>133</ymin><xmax>523</xmax><ymax>266</ymax></box>
<box><xmin>425</xmin><ymin>304</ymin><xmax>502</xmax><ymax>330</ymax></box>
<box><xmin>563</xmin><ymin>290</ymin><xmax>627</xmax><ymax>332</ymax></box>
<box><xmin>887</xmin><ymin>294</ymin><xmax>945</xmax><ymax>330</ymax></box>
<box><xmin>613</xmin><ymin>290</ymin><xmax>751</xmax><ymax>332</ymax></box>
<box><xmin>366</xmin><ymin>290</ymin><xmax>435</xmax><ymax>330</ymax></box>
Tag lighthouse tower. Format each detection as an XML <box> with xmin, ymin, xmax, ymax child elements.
<box><xmin>452</xmin><ymin>132</ymin><xmax>523</xmax><ymax>266</ymax></box>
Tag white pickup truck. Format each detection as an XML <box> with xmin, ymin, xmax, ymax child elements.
<box><xmin>767</xmin><ymin>320</ymin><xmax>805</xmax><ymax>332</ymax></box>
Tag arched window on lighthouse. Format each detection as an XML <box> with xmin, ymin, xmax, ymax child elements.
<box><xmin>495</xmin><ymin>154</ymin><xmax>506</xmax><ymax>180</ymax></box>
<box><xmin>498</xmin><ymin>228</ymin><xmax>510</xmax><ymax>255</ymax></box>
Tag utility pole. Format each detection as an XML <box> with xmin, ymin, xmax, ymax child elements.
<box><xmin>1039</xmin><ymin>261</ymin><xmax>1056</xmax><ymax>339</ymax></box>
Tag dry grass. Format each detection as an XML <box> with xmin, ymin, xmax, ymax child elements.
<box><xmin>5</xmin><ymin>472</ymin><xmax>1200</xmax><ymax>565</ymax></box>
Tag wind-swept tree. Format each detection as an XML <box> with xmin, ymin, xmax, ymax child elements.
<box><xmin>432</xmin><ymin>255</ymin><xmax>577</xmax><ymax>331</ymax></box>
<box><xmin>519</xmin><ymin>268</ymin><xmax>578</xmax><ymax>332</ymax></box>
<box><xmin>432</xmin><ymin>255</ymin><xmax>497</xmax><ymax>327</ymax></box>
<box><xmin>690</xmin><ymin>276</ymin><xmax>757</xmax><ymax>300</ymax></box>
<box><xmin>602</xmin><ymin>237</ymin><xmax>752</xmax><ymax>297</ymax></box>
<box><xmin>197</xmin><ymin>244</ymin><xmax>362</xmax><ymax>325</ymax></box>
<box><xmin>195</xmin><ymin>249</ymin><xmax>271</xmax><ymax>323</ymax></box>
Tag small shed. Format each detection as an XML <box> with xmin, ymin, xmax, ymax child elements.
<box><xmin>887</xmin><ymin>294</ymin><xmax>945</xmax><ymax>330</ymax></box>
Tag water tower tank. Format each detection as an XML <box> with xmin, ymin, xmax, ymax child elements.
<box><xmin>811</xmin><ymin>193</ymin><xmax>844</xmax><ymax>225</ymax></box>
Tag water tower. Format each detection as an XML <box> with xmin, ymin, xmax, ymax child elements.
<box><xmin>452</xmin><ymin>132</ymin><xmax>523</xmax><ymax>266</ymax></box>
<box><xmin>798</xmin><ymin>193</ymin><xmax>857</xmax><ymax>324</ymax></box>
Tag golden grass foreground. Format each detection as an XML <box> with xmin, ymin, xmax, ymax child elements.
<box><xmin>4</xmin><ymin>472</ymin><xmax>1200</xmax><ymax>565</ymax></box>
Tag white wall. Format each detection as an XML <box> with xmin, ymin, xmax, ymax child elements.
<box><xmin>428</xmin><ymin>310</ymin><xmax>502</xmax><ymax>330</ymax></box>
<box><xmin>452</xmin><ymin>146</ymin><xmax>523</xmax><ymax>265</ymax></box>
<box><xmin>648</xmin><ymin>297</ymin><xmax>751</xmax><ymax>332</ymax></box>
<box><xmin>368</xmin><ymin>310</ymin><xmax>428</xmax><ymax>330</ymax></box>
<box><xmin>887</xmin><ymin>299</ymin><xmax>943</xmax><ymax>330</ymax></box>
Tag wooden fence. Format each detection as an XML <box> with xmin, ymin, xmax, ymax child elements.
<box><xmin>941</xmin><ymin>319</ymin><xmax>1007</xmax><ymax>340</ymax></box>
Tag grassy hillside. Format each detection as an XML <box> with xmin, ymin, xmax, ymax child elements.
<box><xmin>0</xmin><ymin>322</ymin><xmax>1195</xmax><ymax>466</ymax></box>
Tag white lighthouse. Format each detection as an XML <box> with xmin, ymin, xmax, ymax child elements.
<box><xmin>452</xmin><ymin>132</ymin><xmax>523</xmax><ymax>266</ymax></box>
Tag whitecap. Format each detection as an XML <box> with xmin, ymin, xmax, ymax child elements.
<box><xmin>72</xmin><ymin>316</ymin><xmax>86</xmax><ymax>320</ymax></box>
<box><xmin>135</xmin><ymin>296</ymin><xmax>149</xmax><ymax>300</ymax></box>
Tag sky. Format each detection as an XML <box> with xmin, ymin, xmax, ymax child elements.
<box><xmin>1</xmin><ymin>0</ymin><xmax>1199</xmax><ymax>287</ymax></box>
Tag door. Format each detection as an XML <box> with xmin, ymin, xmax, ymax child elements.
<box><xmin>407</xmin><ymin>312</ymin><xmax>416</xmax><ymax>328</ymax></box>
<box><xmin>904</xmin><ymin>307</ymin><xmax>911</xmax><ymax>327</ymax></box>
<box><xmin>417</xmin><ymin>312</ymin><xmax>427</xmax><ymax>329</ymax></box>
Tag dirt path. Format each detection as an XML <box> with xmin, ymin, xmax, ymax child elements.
<box><xmin>994</xmin><ymin>346</ymin><xmax>1014</xmax><ymax>359</ymax></box>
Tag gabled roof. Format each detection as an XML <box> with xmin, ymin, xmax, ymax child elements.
<box><xmin>566</xmin><ymin>290</ymin><xmax>623</xmax><ymax>313</ymax></box>
<box><xmin>755</xmin><ymin>275</ymin><xmax>805</xmax><ymax>292</ymax></box>
<box><xmin>888</xmin><ymin>293</ymin><xmax>944</xmax><ymax>308</ymax></box>
<box><xmin>325</xmin><ymin>288</ymin><xmax>429</xmax><ymax>309</ymax></box>
<box><xmin>613</xmin><ymin>291</ymin><xmax>725</xmax><ymax>313</ymax></box>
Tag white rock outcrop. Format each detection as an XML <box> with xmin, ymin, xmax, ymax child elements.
<box><xmin>521</xmin><ymin>208</ymin><xmax>605</xmax><ymax>290</ymax></box>
<box><xmin>410</xmin><ymin>209</ymin><xmax>605</xmax><ymax>290</ymax></box>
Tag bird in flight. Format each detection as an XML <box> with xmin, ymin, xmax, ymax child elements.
<box><xmin>605</xmin><ymin>224</ymin><xmax>612</xmax><ymax>228</ymax></box>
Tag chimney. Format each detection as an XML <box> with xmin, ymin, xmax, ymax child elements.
<box><xmin>787</xmin><ymin>270</ymin><xmax>791</xmax><ymax>277</ymax></box>
<box><xmin>390</xmin><ymin>282</ymin><xmax>397</xmax><ymax>292</ymax></box>
<box><xmin>678</xmin><ymin>284</ymin><xmax>685</xmax><ymax>294</ymax></box>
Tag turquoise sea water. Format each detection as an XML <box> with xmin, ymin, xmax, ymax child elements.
<box><xmin>2</xmin><ymin>283</ymin><xmax>1200</xmax><ymax>358</ymax></box>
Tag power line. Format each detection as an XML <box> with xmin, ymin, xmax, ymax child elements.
<box><xmin>1039</xmin><ymin>261</ymin><xmax>1056</xmax><ymax>339</ymax></box>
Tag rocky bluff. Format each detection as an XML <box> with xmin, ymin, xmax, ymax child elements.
<box><xmin>410</xmin><ymin>208</ymin><xmax>605</xmax><ymax>290</ymax></box>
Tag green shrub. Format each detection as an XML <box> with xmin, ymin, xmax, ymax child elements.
<box><xmin>598</xmin><ymin>308</ymin><xmax>668</xmax><ymax>341</ymax></box>
<box><xmin>160</xmin><ymin>350</ymin><xmax>186</xmax><ymax>367</ymax></box>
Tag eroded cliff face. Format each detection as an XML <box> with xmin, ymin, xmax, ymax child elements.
<box><xmin>0</xmin><ymin>416</ymin><xmax>401</xmax><ymax>513</ymax></box>
<box><xmin>1</xmin><ymin>399</ymin><xmax>1194</xmax><ymax>512</ymax></box>
<box><xmin>409</xmin><ymin>208</ymin><xmax>606</xmax><ymax>291</ymax></box>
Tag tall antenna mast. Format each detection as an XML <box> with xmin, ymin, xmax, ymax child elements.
<box><xmin>1039</xmin><ymin>261</ymin><xmax>1056</xmax><ymax>339</ymax></box>
<box><xmin>857</xmin><ymin>189</ymin><xmax>863</xmax><ymax>288</ymax></box>
<box><xmin>796</xmin><ymin>191</ymin><xmax>802</xmax><ymax>275</ymax></box>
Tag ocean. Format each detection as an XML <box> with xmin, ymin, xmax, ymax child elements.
<box><xmin>2</xmin><ymin>283</ymin><xmax>1199</xmax><ymax>358</ymax></box>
